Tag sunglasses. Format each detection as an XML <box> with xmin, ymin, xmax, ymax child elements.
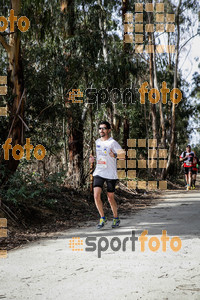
<box><xmin>99</xmin><ymin>127</ymin><xmax>107</xmax><ymax>130</ymax></box>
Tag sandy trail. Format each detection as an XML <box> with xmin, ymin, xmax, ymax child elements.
<box><xmin>1</xmin><ymin>186</ymin><xmax>200</xmax><ymax>300</ymax></box>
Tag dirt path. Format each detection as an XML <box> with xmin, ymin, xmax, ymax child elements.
<box><xmin>1</xmin><ymin>183</ymin><xmax>200</xmax><ymax>299</ymax></box>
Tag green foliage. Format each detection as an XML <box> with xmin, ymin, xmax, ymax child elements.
<box><xmin>0</xmin><ymin>169</ymin><xmax>65</xmax><ymax>206</ymax></box>
<box><xmin>191</xmin><ymin>144</ymin><xmax>200</xmax><ymax>159</ymax></box>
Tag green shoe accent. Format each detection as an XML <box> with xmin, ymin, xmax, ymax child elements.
<box><xmin>112</xmin><ymin>218</ymin><xmax>120</xmax><ymax>228</ymax></box>
<box><xmin>97</xmin><ymin>217</ymin><xmax>107</xmax><ymax>229</ymax></box>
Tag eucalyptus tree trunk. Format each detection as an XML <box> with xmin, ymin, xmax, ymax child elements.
<box><xmin>165</xmin><ymin>0</ymin><xmax>182</xmax><ymax>177</ymax></box>
<box><xmin>0</xmin><ymin>0</ymin><xmax>25</xmax><ymax>173</ymax></box>
<box><xmin>89</xmin><ymin>105</ymin><xmax>94</xmax><ymax>195</ymax></box>
<box><xmin>122</xmin><ymin>0</ymin><xmax>130</xmax><ymax>150</ymax></box>
<box><xmin>153</xmin><ymin>52</ymin><xmax>166</xmax><ymax>148</ymax></box>
<box><xmin>98</xmin><ymin>0</ymin><xmax>108</xmax><ymax>62</ymax></box>
<box><xmin>147</xmin><ymin>4</ymin><xmax>157</xmax><ymax>141</ymax></box>
<box><xmin>61</xmin><ymin>0</ymin><xmax>84</xmax><ymax>187</ymax></box>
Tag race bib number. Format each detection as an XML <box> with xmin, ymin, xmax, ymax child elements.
<box><xmin>97</xmin><ymin>157</ymin><xmax>107</xmax><ymax>168</ymax></box>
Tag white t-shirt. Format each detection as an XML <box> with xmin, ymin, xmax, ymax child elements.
<box><xmin>93</xmin><ymin>137</ymin><xmax>122</xmax><ymax>179</ymax></box>
<box><xmin>180</xmin><ymin>151</ymin><xmax>194</xmax><ymax>167</ymax></box>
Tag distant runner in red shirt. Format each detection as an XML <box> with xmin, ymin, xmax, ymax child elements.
<box><xmin>191</xmin><ymin>151</ymin><xmax>199</xmax><ymax>189</ymax></box>
<box><xmin>180</xmin><ymin>145</ymin><xmax>194</xmax><ymax>190</ymax></box>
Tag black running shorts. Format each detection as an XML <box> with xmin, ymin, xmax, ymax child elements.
<box><xmin>93</xmin><ymin>175</ymin><xmax>117</xmax><ymax>193</ymax></box>
<box><xmin>184</xmin><ymin>167</ymin><xmax>192</xmax><ymax>174</ymax></box>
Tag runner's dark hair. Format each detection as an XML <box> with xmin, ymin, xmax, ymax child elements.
<box><xmin>99</xmin><ymin>121</ymin><xmax>111</xmax><ymax>129</ymax></box>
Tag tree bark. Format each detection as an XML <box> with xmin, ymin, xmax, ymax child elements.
<box><xmin>61</xmin><ymin>0</ymin><xmax>75</xmax><ymax>37</ymax></box>
<box><xmin>147</xmin><ymin>7</ymin><xmax>157</xmax><ymax>141</ymax></box>
<box><xmin>122</xmin><ymin>0</ymin><xmax>130</xmax><ymax>151</ymax></box>
<box><xmin>66</xmin><ymin>111</ymin><xmax>84</xmax><ymax>188</ymax></box>
<box><xmin>123</xmin><ymin>117</ymin><xmax>129</xmax><ymax>153</ymax></box>
<box><xmin>89</xmin><ymin>105</ymin><xmax>94</xmax><ymax>195</ymax></box>
<box><xmin>98</xmin><ymin>0</ymin><xmax>108</xmax><ymax>62</ymax></box>
<box><xmin>0</xmin><ymin>0</ymin><xmax>25</xmax><ymax>173</ymax></box>
<box><xmin>165</xmin><ymin>0</ymin><xmax>182</xmax><ymax>177</ymax></box>
<box><xmin>153</xmin><ymin>50</ymin><xmax>166</xmax><ymax>148</ymax></box>
<box><xmin>62</xmin><ymin>0</ymin><xmax>85</xmax><ymax>188</ymax></box>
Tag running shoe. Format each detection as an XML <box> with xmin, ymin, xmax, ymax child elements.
<box><xmin>97</xmin><ymin>217</ymin><xmax>107</xmax><ymax>229</ymax></box>
<box><xmin>112</xmin><ymin>218</ymin><xmax>120</xmax><ymax>228</ymax></box>
<box><xmin>187</xmin><ymin>186</ymin><xmax>191</xmax><ymax>190</ymax></box>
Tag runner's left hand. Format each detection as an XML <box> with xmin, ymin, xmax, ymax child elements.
<box><xmin>109</xmin><ymin>149</ymin><xmax>115</xmax><ymax>158</ymax></box>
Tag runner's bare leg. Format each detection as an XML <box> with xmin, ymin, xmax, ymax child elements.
<box><xmin>94</xmin><ymin>187</ymin><xmax>104</xmax><ymax>217</ymax></box>
<box><xmin>192</xmin><ymin>174</ymin><xmax>196</xmax><ymax>187</ymax></box>
<box><xmin>185</xmin><ymin>174</ymin><xmax>188</xmax><ymax>186</ymax></box>
<box><xmin>188</xmin><ymin>171</ymin><xmax>192</xmax><ymax>188</ymax></box>
<box><xmin>107</xmin><ymin>192</ymin><xmax>118</xmax><ymax>218</ymax></box>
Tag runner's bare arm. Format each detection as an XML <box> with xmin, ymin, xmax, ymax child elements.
<box><xmin>109</xmin><ymin>149</ymin><xmax>116</xmax><ymax>158</ymax></box>
<box><xmin>180</xmin><ymin>156</ymin><xmax>187</xmax><ymax>162</ymax></box>
<box><xmin>109</xmin><ymin>149</ymin><xmax>126</xmax><ymax>159</ymax></box>
<box><xmin>89</xmin><ymin>154</ymin><xmax>95</xmax><ymax>163</ymax></box>
<box><xmin>116</xmin><ymin>149</ymin><xmax>126</xmax><ymax>159</ymax></box>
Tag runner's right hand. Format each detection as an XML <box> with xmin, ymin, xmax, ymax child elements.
<box><xmin>89</xmin><ymin>155</ymin><xmax>95</xmax><ymax>164</ymax></box>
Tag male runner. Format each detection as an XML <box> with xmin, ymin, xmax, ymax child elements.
<box><xmin>89</xmin><ymin>121</ymin><xmax>124</xmax><ymax>229</ymax></box>
<box><xmin>191</xmin><ymin>151</ymin><xmax>199</xmax><ymax>189</ymax></box>
<box><xmin>180</xmin><ymin>145</ymin><xmax>194</xmax><ymax>190</ymax></box>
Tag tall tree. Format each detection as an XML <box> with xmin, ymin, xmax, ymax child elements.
<box><xmin>0</xmin><ymin>0</ymin><xmax>25</xmax><ymax>173</ymax></box>
<box><xmin>166</xmin><ymin>0</ymin><xmax>182</xmax><ymax>176</ymax></box>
